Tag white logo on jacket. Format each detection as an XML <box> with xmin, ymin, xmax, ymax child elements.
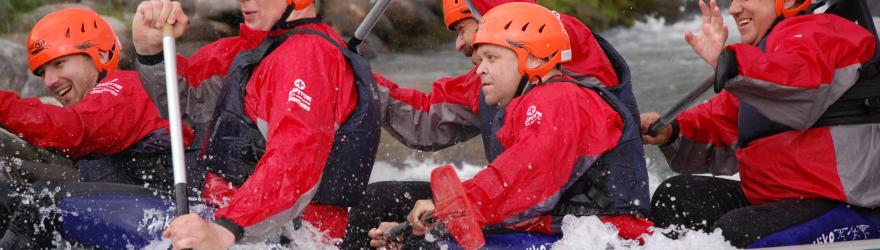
<box><xmin>89</xmin><ymin>78</ymin><xmax>123</xmax><ymax>96</ymax></box>
<box><xmin>525</xmin><ymin>105</ymin><xmax>543</xmax><ymax>127</ymax></box>
<box><xmin>288</xmin><ymin>79</ymin><xmax>312</xmax><ymax>111</ymax></box>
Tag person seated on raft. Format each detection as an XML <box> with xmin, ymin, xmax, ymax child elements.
<box><xmin>0</xmin><ymin>7</ymin><xmax>207</xmax><ymax>249</ymax></box>
<box><xmin>0</xmin><ymin>7</ymin><xmax>198</xmax><ymax>192</ymax></box>
<box><xmin>364</xmin><ymin>3</ymin><xmax>653</xmax><ymax>249</ymax></box>
<box><xmin>342</xmin><ymin>0</ymin><xmax>644</xmax><ymax>248</ymax></box>
<box><xmin>642</xmin><ymin>0</ymin><xmax>880</xmax><ymax>248</ymax></box>
<box><xmin>134</xmin><ymin>0</ymin><xmax>383</xmax><ymax>248</ymax></box>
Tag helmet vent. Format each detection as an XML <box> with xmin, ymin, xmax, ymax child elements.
<box><xmin>81</xmin><ymin>23</ymin><xmax>86</xmax><ymax>33</ymax></box>
<box><xmin>521</xmin><ymin>22</ymin><xmax>529</xmax><ymax>31</ymax></box>
<box><xmin>538</xmin><ymin>24</ymin><xmax>546</xmax><ymax>33</ymax></box>
<box><xmin>504</xmin><ymin>21</ymin><xmax>512</xmax><ymax>30</ymax></box>
<box><xmin>93</xmin><ymin>20</ymin><xmax>98</xmax><ymax>29</ymax></box>
<box><xmin>66</xmin><ymin>29</ymin><xmax>71</xmax><ymax>38</ymax></box>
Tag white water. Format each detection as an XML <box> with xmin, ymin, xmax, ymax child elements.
<box><xmin>136</xmin><ymin>13</ymin><xmax>880</xmax><ymax>250</ymax></box>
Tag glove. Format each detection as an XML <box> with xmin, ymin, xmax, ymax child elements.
<box><xmin>714</xmin><ymin>49</ymin><xmax>739</xmax><ymax>93</ymax></box>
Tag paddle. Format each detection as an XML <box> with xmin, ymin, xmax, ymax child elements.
<box><xmin>382</xmin><ymin>212</ymin><xmax>434</xmax><ymax>242</ymax></box>
<box><xmin>431</xmin><ymin>165</ymin><xmax>485</xmax><ymax>250</ymax></box>
<box><xmin>162</xmin><ymin>25</ymin><xmax>189</xmax><ymax>217</ymax></box>
<box><xmin>647</xmin><ymin>76</ymin><xmax>714</xmax><ymax>136</ymax></box>
<box><xmin>463</xmin><ymin>0</ymin><xmax>483</xmax><ymax>20</ymax></box>
<box><xmin>346</xmin><ymin>0</ymin><xmax>393</xmax><ymax>52</ymax></box>
<box><xmin>381</xmin><ymin>165</ymin><xmax>484</xmax><ymax>249</ymax></box>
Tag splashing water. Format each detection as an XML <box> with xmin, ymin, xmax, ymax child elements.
<box><xmin>133</xmin><ymin>14</ymin><xmax>880</xmax><ymax>250</ymax></box>
<box><xmin>551</xmin><ymin>216</ymin><xmax>735</xmax><ymax>250</ymax></box>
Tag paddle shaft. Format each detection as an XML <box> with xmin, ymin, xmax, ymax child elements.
<box><xmin>162</xmin><ymin>25</ymin><xmax>189</xmax><ymax>216</ymax></box>
<box><xmin>346</xmin><ymin>0</ymin><xmax>393</xmax><ymax>51</ymax></box>
<box><xmin>648</xmin><ymin>76</ymin><xmax>714</xmax><ymax>136</ymax></box>
<box><xmin>383</xmin><ymin>213</ymin><xmax>434</xmax><ymax>242</ymax></box>
<box><xmin>464</xmin><ymin>0</ymin><xmax>482</xmax><ymax>20</ymax></box>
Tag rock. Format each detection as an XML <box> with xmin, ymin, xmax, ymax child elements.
<box><xmin>321</xmin><ymin>0</ymin><xmax>379</xmax><ymax>37</ymax></box>
<box><xmin>101</xmin><ymin>16</ymin><xmax>136</xmax><ymax>70</ymax></box>
<box><xmin>0</xmin><ymin>39</ymin><xmax>47</xmax><ymax>98</ymax></box>
<box><xmin>191</xmin><ymin>0</ymin><xmax>240</xmax><ymax>21</ymax></box>
<box><xmin>16</xmin><ymin>4</ymin><xmax>94</xmax><ymax>33</ymax></box>
<box><xmin>180</xmin><ymin>17</ymin><xmax>235</xmax><ymax>42</ymax></box>
<box><xmin>383</xmin><ymin>0</ymin><xmax>441</xmax><ymax>36</ymax></box>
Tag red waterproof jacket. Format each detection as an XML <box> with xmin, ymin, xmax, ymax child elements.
<box><xmin>376</xmin><ymin>0</ymin><xmax>618</xmax><ymax>150</ymax></box>
<box><xmin>663</xmin><ymin>14</ymin><xmax>880</xmax><ymax>207</ymax></box>
<box><xmin>0</xmin><ymin>71</ymin><xmax>191</xmax><ymax>159</ymax></box>
<box><xmin>137</xmin><ymin>23</ymin><xmax>356</xmax><ymax>242</ymax></box>
<box><xmin>462</xmin><ymin>75</ymin><xmax>621</xmax><ymax>223</ymax></box>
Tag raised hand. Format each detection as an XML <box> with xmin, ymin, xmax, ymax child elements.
<box><xmin>132</xmin><ymin>0</ymin><xmax>189</xmax><ymax>56</ymax></box>
<box><xmin>684</xmin><ymin>0</ymin><xmax>729</xmax><ymax>68</ymax></box>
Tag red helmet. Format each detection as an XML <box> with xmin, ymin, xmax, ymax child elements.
<box><xmin>443</xmin><ymin>0</ymin><xmax>475</xmax><ymax>30</ymax></box>
<box><xmin>26</xmin><ymin>8</ymin><xmax>121</xmax><ymax>76</ymax></box>
<box><xmin>288</xmin><ymin>0</ymin><xmax>315</xmax><ymax>10</ymax></box>
<box><xmin>777</xmin><ymin>0</ymin><xmax>812</xmax><ymax>17</ymax></box>
<box><xmin>472</xmin><ymin>2</ymin><xmax>571</xmax><ymax>81</ymax></box>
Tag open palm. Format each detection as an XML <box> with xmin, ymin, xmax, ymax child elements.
<box><xmin>685</xmin><ymin>0</ymin><xmax>729</xmax><ymax>68</ymax></box>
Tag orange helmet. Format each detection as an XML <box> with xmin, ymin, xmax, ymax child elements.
<box><xmin>776</xmin><ymin>0</ymin><xmax>812</xmax><ymax>17</ymax></box>
<box><xmin>288</xmin><ymin>0</ymin><xmax>315</xmax><ymax>10</ymax></box>
<box><xmin>26</xmin><ymin>8</ymin><xmax>120</xmax><ymax>76</ymax></box>
<box><xmin>472</xmin><ymin>2</ymin><xmax>571</xmax><ymax>81</ymax></box>
<box><xmin>443</xmin><ymin>0</ymin><xmax>475</xmax><ymax>30</ymax></box>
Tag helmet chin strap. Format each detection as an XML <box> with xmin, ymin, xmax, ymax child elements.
<box><xmin>514</xmin><ymin>74</ymin><xmax>543</xmax><ymax>99</ymax></box>
<box><xmin>272</xmin><ymin>5</ymin><xmax>297</xmax><ymax>30</ymax></box>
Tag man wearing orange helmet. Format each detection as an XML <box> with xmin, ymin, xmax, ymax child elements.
<box><xmin>341</xmin><ymin>0</ymin><xmax>646</xmax><ymax>247</ymax></box>
<box><xmin>0</xmin><ymin>8</ymin><xmax>198</xmax><ymax>190</ymax></box>
<box><xmin>0</xmin><ymin>7</ymin><xmax>208</xmax><ymax>249</ymax></box>
<box><xmin>132</xmin><ymin>0</ymin><xmax>381</xmax><ymax>248</ymax></box>
<box><xmin>363</xmin><ymin>3</ymin><xmax>652</xmax><ymax>249</ymax></box>
<box><xmin>641</xmin><ymin>0</ymin><xmax>880</xmax><ymax>247</ymax></box>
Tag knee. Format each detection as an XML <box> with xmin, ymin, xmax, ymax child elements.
<box><xmin>651</xmin><ymin>175</ymin><xmax>692</xmax><ymax>209</ymax></box>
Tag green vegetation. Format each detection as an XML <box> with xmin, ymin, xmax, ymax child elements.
<box><xmin>0</xmin><ymin>0</ymin><xmax>43</xmax><ymax>33</ymax></box>
<box><xmin>541</xmin><ymin>0</ymin><xmax>689</xmax><ymax>30</ymax></box>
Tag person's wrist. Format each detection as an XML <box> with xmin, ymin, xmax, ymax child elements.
<box><xmin>211</xmin><ymin>223</ymin><xmax>236</xmax><ymax>248</ymax></box>
<box><xmin>135</xmin><ymin>46</ymin><xmax>162</xmax><ymax>56</ymax></box>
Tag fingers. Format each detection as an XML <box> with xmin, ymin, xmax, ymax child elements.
<box><xmin>699</xmin><ymin>0</ymin><xmax>710</xmax><ymax>24</ymax></box>
<box><xmin>369</xmin><ymin>226</ymin><xmax>391</xmax><ymax>248</ymax></box>
<box><xmin>172</xmin><ymin>3</ymin><xmax>189</xmax><ymax>37</ymax></box>
<box><xmin>640</xmin><ymin>112</ymin><xmax>660</xmax><ymax>133</ymax></box>
<box><xmin>155</xmin><ymin>0</ymin><xmax>172</xmax><ymax>28</ymax></box>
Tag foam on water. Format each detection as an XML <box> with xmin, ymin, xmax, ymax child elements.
<box><xmin>140</xmin><ymin>13</ymin><xmax>880</xmax><ymax>250</ymax></box>
<box><xmin>552</xmin><ymin>215</ymin><xmax>735</xmax><ymax>250</ymax></box>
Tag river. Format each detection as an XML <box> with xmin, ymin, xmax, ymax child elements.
<box><xmin>367</xmin><ymin>14</ymin><xmax>745</xmax><ymax>195</ymax></box>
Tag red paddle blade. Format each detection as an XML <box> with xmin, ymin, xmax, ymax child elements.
<box><xmin>430</xmin><ymin>165</ymin><xmax>485</xmax><ymax>250</ymax></box>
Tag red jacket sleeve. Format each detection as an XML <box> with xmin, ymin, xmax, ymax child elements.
<box><xmin>661</xmin><ymin>91</ymin><xmax>740</xmax><ymax>175</ymax></box>
<box><xmin>724</xmin><ymin>14</ymin><xmax>876</xmax><ymax>130</ymax></box>
<box><xmin>213</xmin><ymin>27</ymin><xmax>356</xmax><ymax>242</ymax></box>
<box><xmin>0</xmin><ymin>71</ymin><xmax>188</xmax><ymax>158</ymax></box>
<box><xmin>461</xmin><ymin>82</ymin><xmax>622</xmax><ymax>226</ymax></box>
<box><xmin>375</xmin><ymin>69</ymin><xmax>482</xmax><ymax>151</ymax></box>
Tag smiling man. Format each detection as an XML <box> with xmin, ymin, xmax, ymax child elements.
<box><xmin>641</xmin><ymin>0</ymin><xmax>880</xmax><ymax>247</ymax></box>
<box><xmin>0</xmin><ymin>8</ymin><xmax>194</xmax><ymax>189</ymax></box>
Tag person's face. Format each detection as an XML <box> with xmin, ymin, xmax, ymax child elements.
<box><xmin>729</xmin><ymin>0</ymin><xmax>792</xmax><ymax>45</ymax></box>
<box><xmin>240</xmin><ymin>0</ymin><xmax>287</xmax><ymax>31</ymax></box>
<box><xmin>453</xmin><ymin>18</ymin><xmax>479</xmax><ymax>64</ymax></box>
<box><xmin>40</xmin><ymin>54</ymin><xmax>100</xmax><ymax>107</ymax></box>
<box><xmin>476</xmin><ymin>44</ymin><xmax>522</xmax><ymax>108</ymax></box>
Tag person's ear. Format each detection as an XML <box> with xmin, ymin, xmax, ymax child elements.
<box><xmin>99</xmin><ymin>51</ymin><xmax>110</xmax><ymax>64</ymax></box>
<box><xmin>525</xmin><ymin>55</ymin><xmax>547</xmax><ymax>69</ymax></box>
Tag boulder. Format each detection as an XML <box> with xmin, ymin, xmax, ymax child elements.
<box><xmin>191</xmin><ymin>0</ymin><xmax>240</xmax><ymax>22</ymax></box>
<box><xmin>0</xmin><ymin>39</ymin><xmax>47</xmax><ymax>98</ymax></box>
<box><xmin>101</xmin><ymin>16</ymin><xmax>136</xmax><ymax>70</ymax></box>
<box><xmin>180</xmin><ymin>17</ymin><xmax>235</xmax><ymax>42</ymax></box>
<box><xmin>16</xmin><ymin>4</ymin><xmax>94</xmax><ymax>33</ymax></box>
